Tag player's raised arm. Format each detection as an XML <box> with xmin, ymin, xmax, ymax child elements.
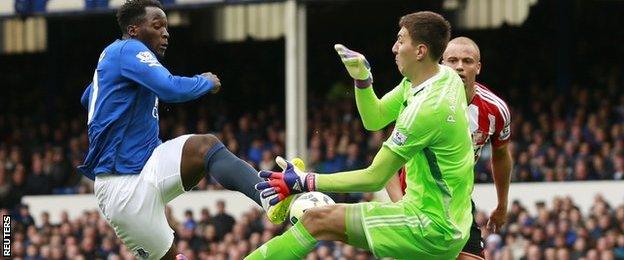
<box><xmin>334</xmin><ymin>44</ymin><xmax>402</xmax><ymax>130</ymax></box>
<box><xmin>120</xmin><ymin>40</ymin><xmax>220</xmax><ymax>103</ymax></box>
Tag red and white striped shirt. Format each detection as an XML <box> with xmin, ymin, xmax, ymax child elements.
<box><xmin>398</xmin><ymin>82</ymin><xmax>511</xmax><ymax>192</ymax></box>
<box><xmin>469</xmin><ymin>82</ymin><xmax>511</xmax><ymax>160</ymax></box>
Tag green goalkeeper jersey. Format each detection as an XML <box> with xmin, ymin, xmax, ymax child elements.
<box><xmin>381</xmin><ymin>65</ymin><xmax>474</xmax><ymax>240</ymax></box>
<box><xmin>315</xmin><ymin>65</ymin><xmax>474</xmax><ymax>244</ymax></box>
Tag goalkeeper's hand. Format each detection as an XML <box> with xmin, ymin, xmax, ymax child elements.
<box><xmin>334</xmin><ymin>44</ymin><xmax>373</xmax><ymax>88</ymax></box>
<box><xmin>255</xmin><ymin>156</ymin><xmax>316</xmax><ymax>206</ymax></box>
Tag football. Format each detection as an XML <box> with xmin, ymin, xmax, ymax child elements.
<box><xmin>289</xmin><ymin>192</ymin><xmax>336</xmax><ymax>225</ymax></box>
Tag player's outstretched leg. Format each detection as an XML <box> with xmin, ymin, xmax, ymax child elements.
<box><xmin>245</xmin><ymin>204</ymin><xmax>348</xmax><ymax>259</ymax></box>
<box><xmin>246</xmin><ymin>201</ymin><xmax>463</xmax><ymax>259</ymax></box>
<box><xmin>180</xmin><ymin>134</ymin><xmax>263</xmax><ymax>205</ymax></box>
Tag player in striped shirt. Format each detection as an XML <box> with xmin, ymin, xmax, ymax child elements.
<box><xmin>386</xmin><ymin>37</ymin><xmax>513</xmax><ymax>259</ymax></box>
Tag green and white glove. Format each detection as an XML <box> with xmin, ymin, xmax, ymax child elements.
<box><xmin>334</xmin><ymin>44</ymin><xmax>373</xmax><ymax>88</ymax></box>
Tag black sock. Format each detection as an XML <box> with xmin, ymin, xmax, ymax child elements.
<box><xmin>204</xmin><ymin>142</ymin><xmax>262</xmax><ymax>206</ymax></box>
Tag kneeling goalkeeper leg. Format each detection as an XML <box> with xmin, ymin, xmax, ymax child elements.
<box><xmin>245</xmin><ymin>204</ymin><xmax>355</xmax><ymax>259</ymax></box>
<box><xmin>246</xmin><ymin>201</ymin><xmax>461</xmax><ymax>259</ymax></box>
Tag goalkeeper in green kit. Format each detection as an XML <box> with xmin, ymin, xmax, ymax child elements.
<box><xmin>246</xmin><ymin>11</ymin><xmax>474</xmax><ymax>259</ymax></box>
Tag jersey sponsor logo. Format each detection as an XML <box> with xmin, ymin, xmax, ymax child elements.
<box><xmin>392</xmin><ymin>130</ymin><xmax>407</xmax><ymax>146</ymax></box>
<box><xmin>136</xmin><ymin>51</ymin><xmax>162</xmax><ymax>67</ymax></box>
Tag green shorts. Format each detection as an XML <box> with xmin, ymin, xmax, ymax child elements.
<box><xmin>345</xmin><ymin>201</ymin><xmax>466</xmax><ymax>260</ymax></box>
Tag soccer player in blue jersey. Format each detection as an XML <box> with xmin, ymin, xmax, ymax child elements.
<box><xmin>79</xmin><ymin>1</ymin><xmax>286</xmax><ymax>259</ymax></box>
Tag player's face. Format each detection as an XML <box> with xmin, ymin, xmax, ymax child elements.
<box><xmin>442</xmin><ymin>43</ymin><xmax>481</xmax><ymax>87</ymax></box>
<box><xmin>136</xmin><ymin>7</ymin><xmax>169</xmax><ymax>58</ymax></box>
<box><xmin>392</xmin><ymin>27</ymin><xmax>415</xmax><ymax>76</ymax></box>
<box><xmin>392</xmin><ymin>27</ymin><xmax>426</xmax><ymax>77</ymax></box>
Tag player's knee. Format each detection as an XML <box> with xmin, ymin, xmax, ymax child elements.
<box><xmin>301</xmin><ymin>204</ymin><xmax>345</xmax><ymax>238</ymax></box>
<box><xmin>194</xmin><ymin>134</ymin><xmax>222</xmax><ymax>158</ymax></box>
<box><xmin>301</xmin><ymin>206</ymin><xmax>331</xmax><ymax>236</ymax></box>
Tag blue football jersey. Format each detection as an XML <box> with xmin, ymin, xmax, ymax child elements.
<box><xmin>78</xmin><ymin>39</ymin><xmax>215</xmax><ymax>180</ymax></box>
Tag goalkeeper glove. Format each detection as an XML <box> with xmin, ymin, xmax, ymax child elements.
<box><xmin>255</xmin><ymin>156</ymin><xmax>316</xmax><ymax>206</ymax></box>
<box><xmin>334</xmin><ymin>44</ymin><xmax>373</xmax><ymax>88</ymax></box>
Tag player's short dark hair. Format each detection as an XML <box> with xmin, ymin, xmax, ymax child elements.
<box><xmin>116</xmin><ymin>0</ymin><xmax>164</xmax><ymax>34</ymax></box>
<box><xmin>399</xmin><ymin>11</ymin><xmax>451</xmax><ymax>61</ymax></box>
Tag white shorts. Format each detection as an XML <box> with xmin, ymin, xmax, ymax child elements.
<box><xmin>94</xmin><ymin>134</ymin><xmax>192</xmax><ymax>260</ymax></box>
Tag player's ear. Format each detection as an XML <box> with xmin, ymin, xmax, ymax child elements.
<box><xmin>476</xmin><ymin>61</ymin><xmax>481</xmax><ymax>75</ymax></box>
<box><xmin>415</xmin><ymin>43</ymin><xmax>427</xmax><ymax>61</ymax></box>
<box><xmin>127</xmin><ymin>24</ymin><xmax>139</xmax><ymax>37</ymax></box>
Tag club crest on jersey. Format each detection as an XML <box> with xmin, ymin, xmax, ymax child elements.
<box><xmin>136</xmin><ymin>51</ymin><xmax>162</xmax><ymax>67</ymax></box>
<box><xmin>392</xmin><ymin>130</ymin><xmax>407</xmax><ymax>146</ymax></box>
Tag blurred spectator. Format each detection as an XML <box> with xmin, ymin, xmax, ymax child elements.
<box><xmin>0</xmin><ymin>167</ymin><xmax>10</xmax><ymax>207</ymax></box>
<box><xmin>258</xmin><ymin>150</ymin><xmax>275</xmax><ymax>171</ymax></box>
<box><xmin>25</xmin><ymin>154</ymin><xmax>51</xmax><ymax>195</ymax></box>
<box><xmin>213</xmin><ymin>200</ymin><xmax>235</xmax><ymax>241</ymax></box>
<box><xmin>183</xmin><ymin>209</ymin><xmax>197</xmax><ymax>231</ymax></box>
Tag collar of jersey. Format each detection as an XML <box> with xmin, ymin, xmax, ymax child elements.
<box><xmin>409</xmin><ymin>64</ymin><xmax>445</xmax><ymax>94</ymax></box>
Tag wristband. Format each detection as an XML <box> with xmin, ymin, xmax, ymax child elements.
<box><xmin>304</xmin><ymin>174</ymin><xmax>316</xmax><ymax>191</ymax></box>
<box><xmin>354</xmin><ymin>77</ymin><xmax>373</xmax><ymax>88</ymax></box>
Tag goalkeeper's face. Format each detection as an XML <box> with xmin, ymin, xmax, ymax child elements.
<box><xmin>392</xmin><ymin>27</ymin><xmax>422</xmax><ymax>77</ymax></box>
<box><xmin>442</xmin><ymin>42</ymin><xmax>481</xmax><ymax>87</ymax></box>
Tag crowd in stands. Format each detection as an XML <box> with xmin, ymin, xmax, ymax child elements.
<box><xmin>482</xmin><ymin>195</ymin><xmax>624</xmax><ymax>260</ymax></box>
<box><xmin>6</xmin><ymin>193</ymin><xmax>624</xmax><ymax>259</ymax></box>
<box><xmin>477</xmin><ymin>81</ymin><xmax>624</xmax><ymax>183</ymax></box>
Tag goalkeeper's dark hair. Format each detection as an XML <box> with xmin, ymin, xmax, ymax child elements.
<box><xmin>117</xmin><ymin>0</ymin><xmax>164</xmax><ymax>34</ymax></box>
<box><xmin>399</xmin><ymin>11</ymin><xmax>451</xmax><ymax>61</ymax></box>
